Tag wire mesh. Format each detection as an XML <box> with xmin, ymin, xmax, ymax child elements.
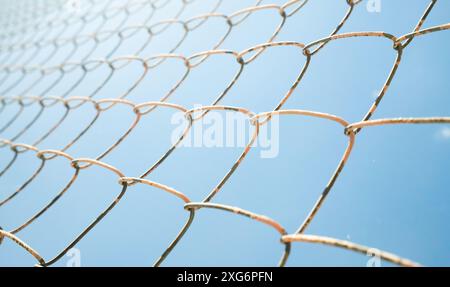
<box><xmin>0</xmin><ymin>0</ymin><xmax>449</xmax><ymax>267</ymax></box>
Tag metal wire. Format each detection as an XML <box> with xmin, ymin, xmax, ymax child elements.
<box><xmin>0</xmin><ymin>0</ymin><xmax>449</xmax><ymax>267</ymax></box>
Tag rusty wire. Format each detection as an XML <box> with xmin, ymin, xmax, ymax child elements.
<box><xmin>0</xmin><ymin>0</ymin><xmax>449</xmax><ymax>267</ymax></box>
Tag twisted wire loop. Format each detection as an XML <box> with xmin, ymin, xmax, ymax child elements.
<box><xmin>0</xmin><ymin>0</ymin><xmax>449</xmax><ymax>267</ymax></box>
<box><xmin>184</xmin><ymin>202</ymin><xmax>291</xmax><ymax>266</ymax></box>
<box><xmin>0</xmin><ymin>228</ymin><xmax>46</xmax><ymax>266</ymax></box>
<box><xmin>281</xmin><ymin>234</ymin><xmax>421</xmax><ymax>267</ymax></box>
<box><xmin>118</xmin><ymin>177</ymin><xmax>194</xmax><ymax>267</ymax></box>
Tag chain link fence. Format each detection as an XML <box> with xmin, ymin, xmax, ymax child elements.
<box><xmin>0</xmin><ymin>0</ymin><xmax>449</xmax><ymax>267</ymax></box>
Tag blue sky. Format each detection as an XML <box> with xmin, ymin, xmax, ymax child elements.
<box><xmin>0</xmin><ymin>0</ymin><xmax>450</xmax><ymax>266</ymax></box>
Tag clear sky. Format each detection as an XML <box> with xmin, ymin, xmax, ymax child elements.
<box><xmin>0</xmin><ymin>0</ymin><xmax>449</xmax><ymax>267</ymax></box>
